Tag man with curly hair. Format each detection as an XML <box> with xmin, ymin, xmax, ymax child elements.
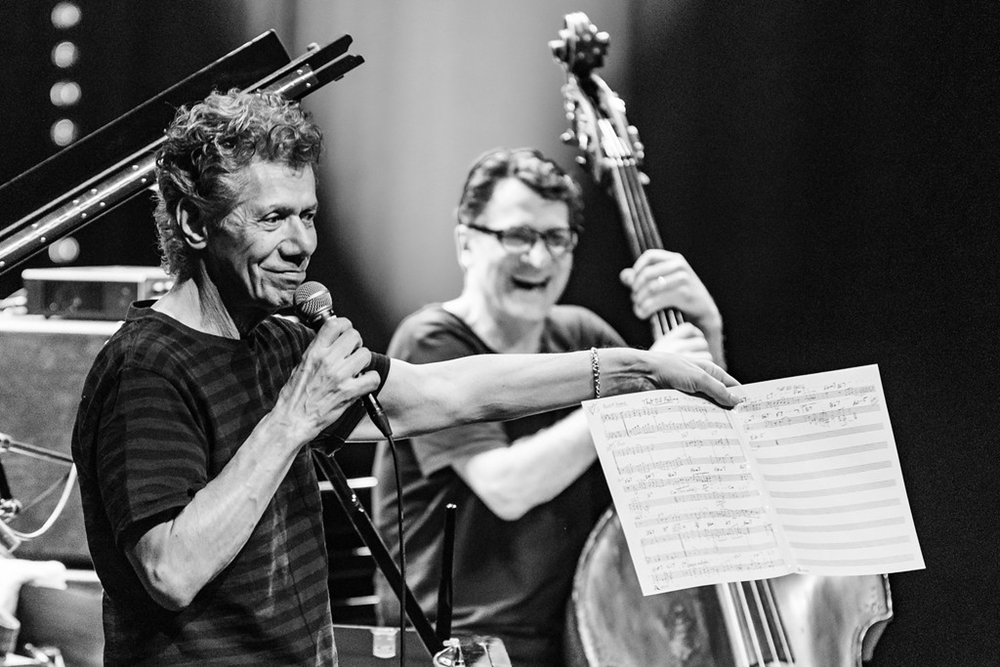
<box><xmin>72</xmin><ymin>91</ymin><xmax>738</xmax><ymax>666</ymax></box>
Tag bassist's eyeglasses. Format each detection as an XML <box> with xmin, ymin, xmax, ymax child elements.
<box><xmin>463</xmin><ymin>222</ymin><xmax>579</xmax><ymax>257</ymax></box>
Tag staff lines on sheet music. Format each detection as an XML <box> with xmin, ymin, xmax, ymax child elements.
<box><xmin>775</xmin><ymin>497</ymin><xmax>901</xmax><ymax>515</ymax></box>
<box><xmin>645</xmin><ymin>539</ymin><xmax>779</xmax><ymax>563</ymax></box>
<box><xmin>782</xmin><ymin>517</ymin><xmax>904</xmax><ymax>532</ymax></box>
<box><xmin>600</xmin><ymin>402</ymin><xmax>709</xmax><ymax>420</ymax></box>
<box><xmin>635</xmin><ymin>508</ymin><xmax>765</xmax><ymax>528</ymax></box>
<box><xmin>605</xmin><ymin>418</ymin><xmax>732</xmax><ymax>438</ymax></box>
<box><xmin>760</xmin><ymin>459</ymin><xmax>891</xmax><ymax>483</ymax></box>
<box><xmin>750</xmin><ymin>422</ymin><xmax>884</xmax><ymax>448</ymax></box>
<box><xmin>741</xmin><ymin>401</ymin><xmax>882</xmax><ymax>432</ymax></box>
<box><xmin>639</xmin><ymin>523</ymin><xmax>771</xmax><ymax>548</ymax></box>
<box><xmin>739</xmin><ymin>384</ymin><xmax>877</xmax><ymax>411</ymax></box>
<box><xmin>627</xmin><ymin>488</ymin><xmax>760</xmax><ymax>513</ymax></box>
<box><xmin>797</xmin><ymin>554</ymin><xmax>916</xmax><ymax>568</ymax></box>
<box><xmin>768</xmin><ymin>479</ymin><xmax>897</xmax><ymax>499</ymax></box>
<box><xmin>620</xmin><ymin>471</ymin><xmax>753</xmax><ymax>493</ymax></box>
<box><xmin>633</xmin><ymin>395</ymin><xmax>716</xmax><ymax>410</ymax></box>
<box><xmin>608</xmin><ymin>438</ymin><xmax>743</xmax><ymax>459</ymax></box>
<box><xmin>753</xmin><ymin>440</ymin><xmax>888</xmax><ymax>466</ymax></box>
<box><xmin>650</xmin><ymin>559</ymin><xmax>787</xmax><ymax>587</ymax></box>
<box><xmin>602</xmin><ymin>403</ymin><xmax>731</xmax><ymax>436</ymax></box>
<box><xmin>789</xmin><ymin>535</ymin><xmax>911</xmax><ymax>551</ymax></box>
<box><xmin>647</xmin><ymin>542</ymin><xmax>777</xmax><ymax>560</ymax></box>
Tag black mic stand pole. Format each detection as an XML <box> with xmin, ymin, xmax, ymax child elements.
<box><xmin>436</xmin><ymin>503</ymin><xmax>456</xmax><ymax>645</ymax></box>
<box><xmin>310</xmin><ymin>448</ymin><xmax>441</xmax><ymax>659</ymax></box>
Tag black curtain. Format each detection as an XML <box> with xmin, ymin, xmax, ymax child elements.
<box><xmin>562</xmin><ymin>2</ymin><xmax>999</xmax><ymax>665</ymax></box>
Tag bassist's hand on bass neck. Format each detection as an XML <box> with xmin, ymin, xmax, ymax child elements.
<box><xmin>619</xmin><ymin>247</ymin><xmax>726</xmax><ymax>368</ymax></box>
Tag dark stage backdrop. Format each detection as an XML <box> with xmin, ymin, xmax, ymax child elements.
<box><xmin>558</xmin><ymin>4</ymin><xmax>999</xmax><ymax>666</ymax></box>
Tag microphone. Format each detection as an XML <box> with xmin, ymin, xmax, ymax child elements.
<box><xmin>293</xmin><ymin>281</ymin><xmax>393</xmax><ymax>437</ymax></box>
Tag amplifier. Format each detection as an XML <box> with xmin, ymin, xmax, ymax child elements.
<box><xmin>0</xmin><ymin>316</ymin><xmax>121</xmax><ymax>565</ymax></box>
<box><xmin>22</xmin><ymin>265</ymin><xmax>172</xmax><ymax>320</ymax></box>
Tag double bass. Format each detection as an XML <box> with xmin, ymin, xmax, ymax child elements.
<box><xmin>549</xmin><ymin>14</ymin><xmax>893</xmax><ymax>667</ymax></box>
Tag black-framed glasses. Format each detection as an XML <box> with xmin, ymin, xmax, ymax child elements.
<box><xmin>463</xmin><ymin>222</ymin><xmax>579</xmax><ymax>257</ymax></box>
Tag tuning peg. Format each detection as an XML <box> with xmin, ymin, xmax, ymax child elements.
<box><xmin>560</xmin><ymin>130</ymin><xmax>576</xmax><ymax>145</ymax></box>
<box><xmin>575</xmin><ymin>155</ymin><xmax>588</xmax><ymax>166</ymax></box>
<box><xmin>549</xmin><ymin>39</ymin><xmax>566</xmax><ymax>60</ymax></box>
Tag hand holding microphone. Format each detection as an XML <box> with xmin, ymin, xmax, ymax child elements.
<box><xmin>294</xmin><ymin>281</ymin><xmax>392</xmax><ymax>437</ymax></box>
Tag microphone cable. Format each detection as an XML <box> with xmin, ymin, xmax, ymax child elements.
<box><xmin>292</xmin><ymin>282</ymin><xmax>410</xmax><ymax>664</ymax></box>
<box><xmin>356</xmin><ymin>394</ymin><xmax>407</xmax><ymax>667</ymax></box>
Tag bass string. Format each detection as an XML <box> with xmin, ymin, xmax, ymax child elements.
<box><xmin>599</xmin><ymin>120</ymin><xmax>681</xmax><ymax>337</ymax></box>
<box><xmin>601</xmin><ymin>104</ymin><xmax>794</xmax><ymax>667</ymax></box>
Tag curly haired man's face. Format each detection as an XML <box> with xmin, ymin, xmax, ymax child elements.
<box><xmin>207</xmin><ymin>160</ymin><xmax>318</xmax><ymax>315</ymax></box>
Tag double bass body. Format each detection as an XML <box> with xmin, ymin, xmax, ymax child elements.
<box><xmin>565</xmin><ymin>509</ymin><xmax>892</xmax><ymax>667</ymax></box>
<box><xmin>549</xmin><ymin>13</ymin><xmax>894</xmax><ymax>667</ymax></box>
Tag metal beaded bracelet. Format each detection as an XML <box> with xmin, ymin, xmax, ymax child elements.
<box><xmin>589</xmin><ymin>347</ymin><xmax>601</xmax><ymax>399</ymax></box>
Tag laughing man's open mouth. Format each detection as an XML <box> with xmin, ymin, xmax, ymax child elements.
<box><xmin>511</xmin><ymin>276</ymin><xmax>550</xmax><ymax>291</ymax></box>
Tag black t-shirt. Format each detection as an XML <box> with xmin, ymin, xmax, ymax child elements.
<box><xmin>372</xmin><ymin>303</ymin><xmax>623</xmax><ymax>667</ymax></box>
<box><xmin>73</xmin><ymin>302</ymin><xmax>388</xmax><ymax>666</ymax></box>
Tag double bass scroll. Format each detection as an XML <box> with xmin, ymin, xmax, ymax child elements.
<box><xmin>550</xmin><ymin>15</ymin><xmax>682</xmax><ymax>339</ymax></box>
<box><xmin>550</xmin><ymin>13</ymin><xmax>892</xmax><ymax>667</ymax></box>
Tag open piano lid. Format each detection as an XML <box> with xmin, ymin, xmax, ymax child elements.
<box><xmin>0</xmin><ymin>30</ymin><xmax>362</xmax><ymax>276</ymax></box>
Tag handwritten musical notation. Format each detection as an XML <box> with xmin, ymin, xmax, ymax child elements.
<box><xmin>582</xmin><ymin>364</ymin><xmax>924</xmax><ymax>596</ymax></box>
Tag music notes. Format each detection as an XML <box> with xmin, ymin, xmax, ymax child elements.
<box><xmin>583</xmin><ymin>364</ymin><xmax>924</xmax><ymax>596</ymax></box>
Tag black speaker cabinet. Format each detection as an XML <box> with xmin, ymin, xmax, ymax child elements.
<box><xmin>0</xmin><ymin>316</ymin><xmax>120</xmax><ymax>566</ymax></box>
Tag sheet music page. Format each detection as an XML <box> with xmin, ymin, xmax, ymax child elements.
<box><xmin>730</xmin><ymin>364</ymin><xmax>925</xmax><ymax>576</ymax></box>
<box><xmin>582</xmin><ymin>391</ymin><xmax>791</xmax><ymax>596</ymax></box>
<box><xmin>583</xmin><ymin>364</ymin><xmax>924</xmax><ymax>596</ymax></box>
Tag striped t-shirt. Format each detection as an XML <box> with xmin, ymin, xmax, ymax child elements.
<box><xmin>72</xmin><ymin>302</ymin><xmax>388</xmax><ymax>666</ymax></box>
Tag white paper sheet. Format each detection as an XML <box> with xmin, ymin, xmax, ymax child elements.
<box><xmin>582</xmin><ymin>364</ymin><xmax>924</xmax><ymax>595</ymax></box>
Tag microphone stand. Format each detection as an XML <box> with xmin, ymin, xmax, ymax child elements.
<box><xmin>0</xmin><ymin>432</ymin><xmax>75</xmax><ymax>467</ymax></box>
<box><xmin>0</xmin><ymin>432</ymin><xmax>77</xmax><ymax>555</ymax></box>
<box><xmin>311</xmin><ymin>448</ymin><xmax>441</xmax><ymax>660</ymax></box>
<box><xmin>436</xmin><ymin>503</ymin><xmax>456</xmax><ymax>646</ymax></box>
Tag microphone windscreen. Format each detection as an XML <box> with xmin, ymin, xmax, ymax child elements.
<box><xmin>294</xmin><ymin>281</ymin><xmax>333</xmax><ymax>323</ymax></box>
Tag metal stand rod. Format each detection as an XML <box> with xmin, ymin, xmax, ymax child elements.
<box><xmin>0</xmin><ymin>432</ymin><xmax>74</xmax><ymax>466</ymax></box>
<box><xmin>310</xmin><ymin>449</ymin><xmax>440</xmax><ymax>659</ymax></box>
<box><xmin>436</xmin><ymin>503</ymin><xmax>456</xmax><ymax>645</ymax></box>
